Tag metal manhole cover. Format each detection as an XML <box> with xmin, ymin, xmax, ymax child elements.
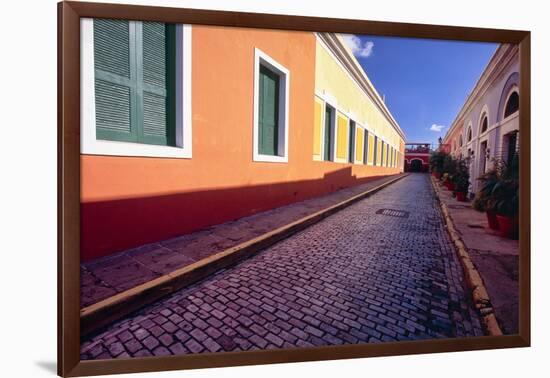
<box><xmin>375</xmin><ymin>208</ymin><xmax>410</xmax><ymax>218</ymax></box>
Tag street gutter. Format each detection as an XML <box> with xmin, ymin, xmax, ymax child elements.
<box><xmin>430</xmin><ymin>175</ymin><xmax>503</xmax><ymax>336</ymax></box>
<box><xmin>81</xmin><ymin>173</ymin><xmax>410</xmax><ymax>338</ymax></box>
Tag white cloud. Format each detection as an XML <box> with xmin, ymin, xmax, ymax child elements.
<box><xmin>342</xmin><ymin>35</ymin><xmax>374</xmax><ymax>58</ymax></box>
<box><xmin>430</xmin><ymin>124</ymin><xmax>446</xmax><ymax>132</ymax></box>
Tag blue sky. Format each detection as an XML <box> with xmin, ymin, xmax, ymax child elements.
<box><xmin>342</xmin><ymin>35</ymin><xmax>497</xmax><ymax>146</ymax></box>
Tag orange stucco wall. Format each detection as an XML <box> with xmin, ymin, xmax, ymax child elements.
<box><xmin>81</xmin><ymin>26</ymin><xmax>402</xmax><ymax>261</ymax></box>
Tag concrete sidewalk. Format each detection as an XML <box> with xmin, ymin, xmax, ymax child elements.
<box><xmin>432</xmin><ymin>178</ymin><xmax>519</xmax><ymax>334</ymax></box>
<box><xmin>81</xmin><ymin>174</ymin><xmax>405</xmax><ymax>309</ymax></box>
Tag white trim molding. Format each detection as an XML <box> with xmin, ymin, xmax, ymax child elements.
<box><xmin>80</xmin><ymin>19</ymin><xmax>193</xmax><ymax>159</ymax></box>
<box><xmin>478</xmin><ymin>104</ymin><xmax>490</xmax><ymax>137</ymax></box>
<box><xmin>315</xmin><ymin>33</ymin><xmax>405</xmax><ymax>142</ymax></box>
<box><xmin>252</xmin><ymin>48</ymin><xmax>290</xmax><ymax>163</ymax></box>
<box><xmin>443</xmin><ymin>43</ymin><xmax>518</xmax><ymax>142</ymax></box>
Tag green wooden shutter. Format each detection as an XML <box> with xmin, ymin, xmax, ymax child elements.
<box><xmin>140</xmin><ymin>22</ymin><xmax>176</xmax><ymax>146</ymax></box>
<box><xmin>258</xmin><ymin>65</ymin><xmax>279</xmax><ymax>156</ymax></box>
<box><xmin>324</xmin><ymin>106</ymin><xmax>332</xmax><ymax>161</ymax></box>
<box><xmin>94</xmin><ymin>19</ymin><xmax>175</xmax><ymax>146</ymax></box>
<box><xmin>348</xmin><ymin>121</ymin><xmax>355</xmax><ymax>163</ymax></box>
<box><xmin>94</xmin><ymin>19</ymin><xmax>138</xmax><ymax>143</ymax></box>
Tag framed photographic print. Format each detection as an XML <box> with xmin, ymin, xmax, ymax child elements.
<box><xmin>58</xmin><ymin>1</ymin><xmax>530</xmax><ymax>376</ymax></box>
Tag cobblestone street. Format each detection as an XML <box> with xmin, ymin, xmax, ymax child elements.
<box><xmin>81</xmin><ymin>173</ymin><xmax>483</xmax><ymax>360</ymax></box>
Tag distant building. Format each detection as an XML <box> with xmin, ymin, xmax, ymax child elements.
<box><xmin>80</xmin><ymin>20</ymin><xmax>406</xmax><ymax>261</ymax></box>
<box><xmin>442</xmin><ymin>44</ymin><xmax>519</xmax><ymax>194</ymax></box>
<box><xmin>404</xmin><ymin>143</ymin><xmax>431</xmax><ymax>172</ymax></box>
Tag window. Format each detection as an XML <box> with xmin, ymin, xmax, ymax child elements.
<box><xmin>505</xmin><ymin>131</ymin><xmax>519</xmax><ymax>167</ymax></box>
<box><xmin>336</xmin><ymin>114</ymin><xmax>349</xmax><ymax>161</ymax></box>
<box><xmin>480</xmin><ymin>114</ymin><xmax>488</xmax><ymax>134</ymax></box>
<box><xmin>467</xmin><ymin>127</ymin><xmax>472</xmax><ymax>142</ymax></box>
<box><xmin>363</xmin><ymin>130</ymin><xmax>369</xmax><ymax>164</ymax></box>
<box><xmin>323</xmin><ymin>104</ymin><xmax>335</xmax><ymax>161</ymax></box>
<box><xmin>504</xmin><ymin>91</ymin><xmax>519</xmax><ymax>118</ymax></box>
<box><xmin>348</xmin><ymin>120</ymin><xmax>356</xmax><ymax>163</ymax></box>
<box><xmin>380</xmin><ymin>141</ymin><xmax>385</xmax><ymax>167</ymax></box>
<box><xmin>459</xmin><ymin>135</ymin><xmax>463</xmax><ymax>147</ymax></box>
<box><xmin>253</xmin><ymin>48</ymin><xmax>290</xmax><ymax>163</ymax></box>
<box><xmin>312</xmin><ymin>98</ymin><xmax>324</xmax><ymax>160</ymax></box>
<box><xmin>373</xmin><ymin>136</ymin><xmax>378</xmax><ymax>166</ymax></box>
<box><xmin>355</xmin><ymin>126</ymin><xmax>364</xmax><ymax>164</ymax></box>
<box><xmin>367</xmin><ymin>133</ymin><xmax>375</xmax><ymax>165</ymax></box>
<box><xmin>258</xmin><ymin>66</ymin><xmax>280</xmax><ymax>155</ymax></box>
<box><xmin>94</xmin><ymin>19</ymin><xmax>176</xmax><ymax>146</ymax></box>
<box><xmin>81</xmin><ymin>18</ymin><xmax>192</xmax><ymax>158</ymax></box>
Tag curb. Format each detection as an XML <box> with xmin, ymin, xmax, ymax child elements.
<box><xmin>81</xmin><ymin>173</ymin><xmax>410</xmax><ymax>338</ymax></box>
<box><xmin>429</xmin><ymin>176</ymin><xmax>503</xmax><ymax>336</ymax></box>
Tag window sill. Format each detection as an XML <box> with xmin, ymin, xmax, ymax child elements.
<box><xmin>81</xmin><ymin>139</ymin><xmax>192</xmax><ymax>159</ymax></box>
<box><xmin>253</xmin><ymin>153</ymin><xmax>288</xmax><ymax>163</ymax></box>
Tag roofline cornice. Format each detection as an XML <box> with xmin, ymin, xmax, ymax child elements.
<box><xmin>316</xmin><ymin>33</ymin><xmax>406</xmax><ymax>141</ymax></box>
<box><xmin>443</xmin><ymin>43</ymin><xmax>518</xmax><ymax>141</ymax></box>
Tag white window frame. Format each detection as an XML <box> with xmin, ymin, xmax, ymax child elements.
<box><xmin>502</xmin><ymin>86</ymin><xmax>519</xmax><ymax>120</ymax></box>
<box><xmin>478</xmin><ymin>105</ymin><xmax>490</xmax><ymax>137</ymax></box>
<box><xmin>80</xmin><ymin>18</ymin><xmax>193</xmax><ymax>158</ymax></box>
<box><xmin>253</xmin><ymin>48</ymin><xmax>290</xmax><ymax>163</ymax></box>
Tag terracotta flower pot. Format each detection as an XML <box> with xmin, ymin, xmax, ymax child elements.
<box><xmin>486</xmin><ymin>210</ymin><xmax>499</xmax><ymax>230</ymax></box>
<box><xmin>496</xmin><ymin>214</ymin><xmax>518</xmax><ymax>239</ymax></box>
<box><xmin>455</xmin><ymin>191</ymin><xmax>467</xmax><ymax>202</ymax></box>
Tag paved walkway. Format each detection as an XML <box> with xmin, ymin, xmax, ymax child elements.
<box><xmin>81</xmin><ymin>174</ymin><xmax>404</xmax><ymax>308</ymax></box>
<box><xmin>433</xmin><ymin>180</ymin><xmax>519</xmax><ymax>334</ymax></box>
<box><xmin>81</xmin><ymin>173</ymin><xmax>482</xmax><ymax>360</ymax></box>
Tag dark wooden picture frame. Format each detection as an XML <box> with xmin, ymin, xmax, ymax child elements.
<box><xmin>58</xmin><ymin>1</ymin><xmax>530</xmax><ymax>376</ymax></box>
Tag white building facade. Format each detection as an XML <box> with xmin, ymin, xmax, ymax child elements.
<box><xmin>443</xmin><ymin>44</ymin><xmax>519</xmax><ymax>194</ymax></box>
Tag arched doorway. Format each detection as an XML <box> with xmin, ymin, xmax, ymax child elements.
<box><xmin>410</xmin><ymin>159</ymin><xmax>423</xmax><ymax>172</ymax></box>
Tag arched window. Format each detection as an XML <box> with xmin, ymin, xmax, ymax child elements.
<box><xmin>480</xmin><ymin>114</ymin><xmax>488</xmax><ymax>134</ymax></box>
<box><xmin>467</xmin><ymin>127</ymin><xmax>472</xmax><ymax>142</ymax></box>
<box><xmin>459</xmin><ymin>135</ymin><xmax>463</xmax><ymax>147</ymax></box>
<box><xmin>504</xmin><ymin>91</ymin><xmax>519</xmax><ymax>118</ymax></box>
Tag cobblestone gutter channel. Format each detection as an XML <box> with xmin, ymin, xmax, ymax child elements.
<box><xmin>430</xmin><ymin>175</ymin><xmax>503</xmax><ymax>336</ymax></box>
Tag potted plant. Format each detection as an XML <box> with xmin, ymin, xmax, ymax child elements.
<box><xmin>473</xmin><ymin>155</ymin><xmax>519</xmax><ymax>236</ymax></box>
<box><xmin>473</xmin><ymin>168</ymin><xmax>499</xmax><ymax>230</ymax></box>
<box><xmin>429</xmin><ymin>151</ymin><xmax>447</xmax><ymax>179</ymax></box>
<box><xmin>442</xmin><ymin>155</ymin><xmax>457</xmax><ymax>191</ymax></box>
<box><xmin>491</xmin><ymin>154</ymin><xmax>519</xmax><ymax>239</ymax></box>
<box><xmin>453</xmin><ymin>158</ymin><xmax>469</xmax><ymax>201</ymax></box>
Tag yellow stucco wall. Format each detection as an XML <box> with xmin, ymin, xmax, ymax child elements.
<box><xmin>314</xmin><ymin>39</ymin><xmax>402</xmax><ymax>155</ymax></box>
